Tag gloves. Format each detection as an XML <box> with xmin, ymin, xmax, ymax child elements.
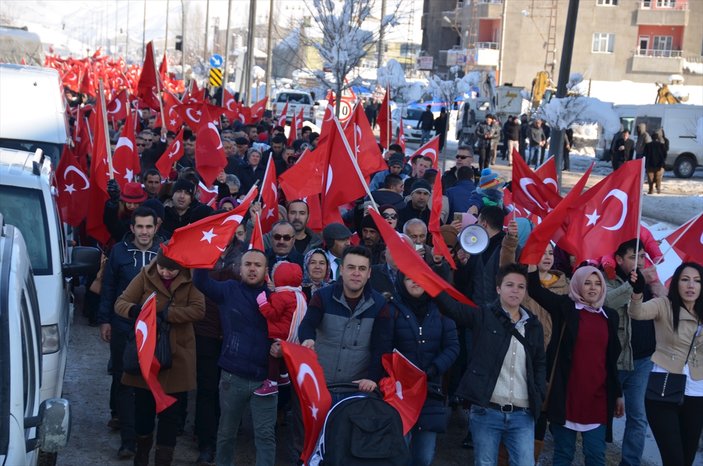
<box><xmin>107</xmin><ymin>179</ymin><xmax>121</xmax><ymax>202</ymax></box>
<box><xmin>128</xmin><ymin>304</ymin><xmax>141</xmax><ymax>319</ymax></box>
<box><xmin>256</xmin><ymin>291</ymin><xmax>268</xmax><ymax>308</ymax></box>
<box><xmin>629</xmin><ymin>269</ymin><xmax>646</xmax><ymax>294</ymax></box>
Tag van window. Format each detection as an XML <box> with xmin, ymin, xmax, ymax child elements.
<box><xmin>620</xmin><ymin>117</ymin><xmax>635</xmax><ymax>133</ymax></box>
<box><xmin>276</xmin><ymin>93</ymin><xmax>311</xmax><ymax>104</ymax></box>
<box><xmin>634</xmin><ymin>116</ymin><xmax>662</xmax><ymax>133</ymax></box>
<box><xmin>0</xmin><ymin>186</ymin><xmax>51</xmax><ymax>275</ymax></box>
<box><xmin>0</xmin><ymin>138</ymin><xmax>63</xmax><ymax>168</ymax></box>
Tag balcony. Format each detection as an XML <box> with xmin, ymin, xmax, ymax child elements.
<box><xmin>476</xmin><ymin>0</ymin><xmax>503</xmax><ymax>19</ymax></box>
<box><xmin>631</xmin><ymin>49</ymin><xmax>683</xmax><ymax>73</ymax></box>
<box><xmin>637</xmin><ymin>1</ymin><xmax>688</xmax><ymax>25</ymax></box>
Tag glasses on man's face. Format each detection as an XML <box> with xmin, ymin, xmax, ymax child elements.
<box><xmin>382</xmin><ymin>213</ymin><xmax>398</xmax><ymax>220</ymax></box>
<box><xmin>136</xmin><ymin>143</ymin><xmax>146</xmax><ymax>147</ymax></box>
<box><xmin>456</xmin><ymin>155</ymin><xmax>472</xmax><ymax>160</ymax></box>
<box><xmin>273</xmin><ymin>234</ymin><xmax>293</xmax><ymax>241</ymax></box>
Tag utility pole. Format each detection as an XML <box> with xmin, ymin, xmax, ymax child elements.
<box><xmin>203</xmin><ymin>0</ymin><xmax>210</xmax><ymax>61</ymax></box>
<box><xmin>244</xmin><ymin>0</ymin><xmax>257</xmax><ymax>105</ymax></box>
<box><xmin>265</xmin><ymin>0</ymin><xmax>274</xmax><ymax>108</ymax></box>
<box><xmin>222</xmin><ymin>0</ymin><xmax>233</xmax><ymax>106</ymax></box>
<box><xmin>181</xmin><ymin>0</ymin><xmax>186</xmax><ymax>82</ymax></box>
<box><xmin>550</xmin><ymin>0</ymin><xmax>579</xmax><ymax>189</ymax></box>
<box><xmin>142</xmin><ymin>0</ymin><xmax>147</xmax><ymax>61</ymax></box>
<box><xmin>497</xmin><ymin>0</ymin><xmax>508</xmax><ymax>85</ymax></box>
<box><xmin>125</xmin><ymin>0</ymin><xmax>130</xmax><ymax>58</ymax></box>
<box><xmin>165</xmin><ymin>0</ymin><xmax>170</xmax><ymax>51</ymax></box>
<box><xmin>377</xmin><ymin>0</ymin><xmax>387</xmax><ymax>68</ymax></box>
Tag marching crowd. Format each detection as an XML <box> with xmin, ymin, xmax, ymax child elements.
<box><xmin>66</xmin><ymin>84</ymin><xmax>703</xmax><ymax>466</ymax></box>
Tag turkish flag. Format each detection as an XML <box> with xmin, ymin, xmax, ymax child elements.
<box><xmin>86</xmin><ymin>92</ymin><xmax>112</xmax><ymax>244</ymax></box>
<box><xmin>377</xmin><ymin>87</ymin><xmax>391</xmax><ymax>149</ymax></box>
<box><xmin>560</xmin><ymin>159</ymin><xmax>643</xmax><ymax>265</ymax></box>
<box><xmin>137</xmin><ymin>41</ymin><xmax>161</xmax><ymax>110</ymax></box>
<box><xmin>318</xmin><ymin>105</ymin><xmax>334</xmax><ymax>142</ymax></box>
<box><xmin>249</xmin><ymin>96</ymin><xmax>268</xmax><ymax>123</ymax></box>
<box><xmin>344</xmin><ymin>103</ymin><xmax>387</xmax><ymax>179</ymax></box>
<box><xmin>409</xmin><ymin>136</ymin><xmax>440</xmax><ymax>169</ymax></box>
<box><xmin>429</xmin><ymin>169</ymin><xmax>457</xmax><ymax>269</ymax></box>
<box><xmin>259</xmin><ymin>156</ymin><xmax>279</xmax><ymax>233</ymax></box>
<box><xmin>369</xmin><ymin>208</ymin><xmax>475</xmax><ymax>306</ymax></box>
<box><xmin>106</xmin><ymin>89</ymin><xmax>128</xmax><ymax>121</ymax></box>
<box><xmin>112</xmin><ymin>110</ymin><xmax>141</xmax><ymax>187</ymax></box>
<box><xmin>535</xmin><ymin>155</ymin><xmax>559</xmax><ymax>193</ymax></box>
<box><xmin>162</xmin><ymin>187</ymin><xmax>258</xmax><ymax>268</ymax></box>
<box><xmin>511</xmin><ymin>150</ymin><xmax>562</xmax><ymax>218</ymax></box>
<box><xmin>301</xmin><ymin>194</ymin><xmax>323</xmax><ymax>233</ymax></box>
<box><xmin>249</xmin><ymin>213</ymin><xmax>265</xmax><ymax>251</ymax></box>
<box><xmin>519</xmin><ymin>165</ymin><xmax>594</xmax><ymax>265</ymax></box>
<box><xmin>221</xmin><ymin>89</ymin><xmax>241</xmax><ymax>122</ymax></box>
<box><xmin>55</xmin><ymin>146</ymin><xmax>91</xmax><ymax>226</ymax></box>
<box><xmin>278</xmin><ymin>148</ymin><xmax>325</xmax><ymax>200</ymax></box>
<box><xmin>287</xmin><ymin>107</ymin><xmax>300</xmax><ymax>147</ymax></box>
<box><xmin>194</xmin><ymin>111</ymin><xmax>227</xmax><ymax>186</ymax></box>
<box><xmin>135</xmin><ymin>292</ymin><xmax>177</xmax><ymax>414</ymax></box>
<box><xmin>502</xmin><ymin>188</ymin><xmax>531</xmax><ymax>227</ymax></box>
<box><xmin>396</xmin><ymin>117</ymin><xmax>406</xmax><ymax>153</ymax></box>
<box><xmin>664</xmin><ymin>212</ymin><xmax>703</xmax><ymax>264</ymax></box>
<box><xmin>162</xmin><ymin>91</ymin><xmax>184</xmax><ymax>133</ymax></box>
<box><xmin>280</xmin><ymin>341</ymin><xmax>332</xmax><ymax>464</ymax></box>
<box><xmin>74</xmin><ymin>116</ymin><xmax>92</xmax><ymax>168</ymax></box>
<box><xmin>277</xmin><ymin>102</ymin><xmax>288</xmax><ymax>127</ymax></box>
<box><xmin>198</xmin><ymin>181</ymin><xmax>220</xmax><ymax>208</ymax></box>
<box><xmin>379</xmin><ymin>350</ymin><xmax>427</xmax><ymax>435</ymax></box>
<box><xmin>174</xmin><ymin>102</ymin><xmax>207</xmax><ymax>131</ymax></box>
<box><xmin>159</xmin><ymin>52</ymin><xmax>168</xmax><ymax>82</ymax></box>
<box><xmin>184</xmin><ymin>80</ymin><xmax>205</xmax><ymax>103</ymax></box>
<box><xmin>155</xmin><ymin>127</ymin><xmax>184</xmax><ymax>179</ymax></box>
<box><xmin>61</xmin><ymin>67</ymin><xmax>80</xmax><ymax>92</ymax></box>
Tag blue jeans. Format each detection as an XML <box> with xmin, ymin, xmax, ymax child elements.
<box><xmin>528</xmin><ymin>146</ymin><xmax>542</xmax><ymax>167</ymax></box>
<box><xmin>469</xmin><ymin>405</ymin><xmax>535</xmax><ymax>466</ymax></box>
<box><xmin>405</xmin><ymin>427</ymin><xmax>437</xmax><ymax>466</ymax></box>
<box><xmin>550</xmin><ymin>423</ymin><xmax>606</xmax><ymax>466</ymax></box>
<box><xmin>618</xmin><ymin>357</ymin><xmax>653</xmax><ymax>466</ymax></box>
<box><xmin>421</xmin><ymin>129</ymin><xmax>431</xmax><ymax>144</ymax></box>
<box><xmin>216</xmin><ymin>370</ymin><xmax>277</xmax><ymax>466</ymax></box>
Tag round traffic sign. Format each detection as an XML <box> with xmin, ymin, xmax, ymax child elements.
<box><xmin>209</xmin><ymin>54</ymin><xmax>224</xmax><ymax>68</ymax></box>
<box><xmin>338</xmin><ymin>100</ymin><xmax>353</xmax><ymax>122</ymax></box>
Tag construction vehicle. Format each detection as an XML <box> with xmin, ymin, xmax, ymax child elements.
<box><xmin>655</xmin><ymin>82</ymin><xmax>688</xmax><ymax>104</ymax></box>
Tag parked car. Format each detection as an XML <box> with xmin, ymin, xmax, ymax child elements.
<box><xmin>272</xmin><ymin>90</ymin><xmax>316</xmax><ymax>124</ymax></box>
<box><xmin>0</xmin><ymin>213</ymin><xmax>71</xmax><ymax>466</ymax></box>
<box><xmin>392</xmin><ymin>104</ymin><xmax>443</xmax><ymax>142</ymax></box>
<box><xmin>0</xmin><ymin>148</ymin><xmax>99</xmax><ymax>402</ymax></box>
<box><xmin>614</xmin><ymin>103</ymin><xmax>703</xmax><ymax>178</ymax></box>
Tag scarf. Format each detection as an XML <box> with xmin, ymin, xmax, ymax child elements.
<box><xmin>568</xmin><ymin>265</ymin><xmax>606</xmax><ymax>311</ymax></box>
<box><xmin>275</xmin><ymin>285</ymin><xmax>308</xmax><ymax>343</ymax></box>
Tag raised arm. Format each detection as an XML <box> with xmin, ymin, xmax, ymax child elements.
<box><xmin>433</xmin><ymin>291</ymin><xmax>478</xmax><ymax>328</ymax></box>
<box><xmin>527</xmin><ymin>270</ymin><xmax>571</xmax><ymax>318</ymax></box>
<box><xmin>192</xmin><ymin>268</ymin><xmax>228</xmax><ymax>304</ymax></box>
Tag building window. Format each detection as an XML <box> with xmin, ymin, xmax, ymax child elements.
<box><xmin>592</xmin><ymin>33</ymin><xmax>615</xmax><ymax>53</ymax></box>
<box><xmin>656</xmin><ymin>0</ymin><xmax>676</xmax><ymax>7</ymax></box>
<box><xmin>596</xmin><ymin>0</ymin><xmax>618</xmax><ymax>5</ymax></box>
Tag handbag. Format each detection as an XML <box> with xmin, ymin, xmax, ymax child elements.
<box><xmin>123</xmin><ymin>305</ymin><xmax>173</xmax><ymax>375</ymax></box>
<box><xmin>645</xmin><ymin>322</ymin><xmax>698</xmax><ymax>405</ymax></box>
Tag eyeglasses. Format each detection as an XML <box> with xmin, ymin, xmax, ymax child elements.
<box><xmin>382</xmin><ymin>213</ymin><xmax>398</xmax><ymax>220</ymax></box>
<box><xmin>273</xmin><ymin>234</ymin><xmax>293</xmax><ymax>241</ymax></box>
<box><xmin>456</xmin><ymin>155</ymin><xmax>472</xmax><ymax>160</ymax></box>
<box><xmin>136</xmin><ymin>143</ymin><xmax>146</xmax><ymax>147</ymax></box>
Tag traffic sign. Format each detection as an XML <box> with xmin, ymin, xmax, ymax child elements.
<box><xmin>209</xmin><ymin>54</ymin><xmax>224</xmax><ymax>68</ymax></box>
<box><xmin>338</xmin><ymin>100</ymin><xmax>353</xmax><ymax>123</ymax></box>
<box><xmin>209</xmin><ymin>68</ymin><xmax>223</xmax><ymax>87</ymax></box>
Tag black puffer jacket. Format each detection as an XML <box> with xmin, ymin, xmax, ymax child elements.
<box><xmin>434</xmin><ymin>292</ymin><xmax>546</xmax><ymax>417</ymax></box>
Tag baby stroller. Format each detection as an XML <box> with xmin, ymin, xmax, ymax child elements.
<box><xmin>309</xmin><ymin>384</ymin><xmax>410</xmax><ymax>466</ymax></box>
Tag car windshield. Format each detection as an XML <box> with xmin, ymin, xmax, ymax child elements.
<box><xmin>0</xmin><ymin>139</ymin><xmax>63</xmax><ymax>169</ymax></box>
<box><xmin>405</xmin><ymin>109</ymin><xmax>424</xmax><ymax>121</ymax></box>
<box><xmin>276</xmin><ymin>93</ymin><xmax>311</xmax><ymax>104</ymax></box>
<box><xmin>0</xmin><ymin>186</ymin><xmax>51</xmax><ymax>275</ymax></box>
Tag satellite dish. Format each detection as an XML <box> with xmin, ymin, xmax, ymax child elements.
<box><xmin>458</xmin><ymin>225</ymin><xmax>489</xmax><ymax>254</ymax></box>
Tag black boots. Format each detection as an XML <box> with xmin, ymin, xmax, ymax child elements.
<box><xmin>133</xmin><ymin>434</ymin><xmax>153</xmax><ymax>466</ymax></box>
<box><xmin>154</xmin><ymin>445</ymin><xmax>174</xmax><ymax>466</ymax></box>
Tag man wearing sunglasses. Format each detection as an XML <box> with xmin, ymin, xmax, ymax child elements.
<box><xmin>441</xmin><ymin>145</ymin><xmax>479</xmax><ymax>191</ymax></box>
<box><xmin>265</xmin><ymin>221</ymin><xmax>304</xmax><ymax>268</ymax></box>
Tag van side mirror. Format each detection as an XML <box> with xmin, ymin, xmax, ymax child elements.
<box><xmin>37</xmin><ymin>398</ymin><xmax>71</xmax><ymax>452</ymax></box>
<box><xmin>63</xmin><ymin>246</ymin><xmax>101</xmax><ymax>277</ymax></box>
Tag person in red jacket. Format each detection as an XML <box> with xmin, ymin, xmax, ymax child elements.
<box><xmin>255</xmin><ymin>261</ymin><xmax>307</xmax><ymax>396</ymax></box>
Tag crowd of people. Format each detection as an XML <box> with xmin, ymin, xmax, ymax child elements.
<box><xmin>68</xmin><ymin>85</ymin><xmax>702</xmax><ymax>466</ymax></box>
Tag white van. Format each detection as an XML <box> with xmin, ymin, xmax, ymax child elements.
<box><xmin>0</xmin><ymin>149</ymin><xmax>99</xmax><ymax>402</ymax></box>
<box><xmin>614</xmin><ymin>104</ymin><xmax>703</xmax><ymax>178</ymax></box>
<box><xmin>0</xmin><ymin>214</ymin><xmax>71</xmax><ymax>466</ymax></box>
<box><xmin>273</xmin><ymin>90</ymin><xmax>316</xmax><ymax>123</ymax></box>
<box><xmin>0</xmin><ymin>64</ymin><xmax>70</xmax><ymax>168</ymax></box>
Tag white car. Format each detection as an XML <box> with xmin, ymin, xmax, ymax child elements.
<box><xmin>0</xmin><ymin>214</ymin><xmax>71</xmax><ymax>465</ymax></box>
<box><xmin>0</xmin><ymin>149</ymin><xmax>99</xmax><ymax>402</ymax></box>
<box><xmin>273</xmin><ymin>90</ymin><xmax>316</xmax><ymax>124</ymax></box>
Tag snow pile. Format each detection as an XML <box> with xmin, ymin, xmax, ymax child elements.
<box><xmin>377</xmin><ymin>59</ymin><xmax>406</xmax><ymax>89</ymax></box>
<box><xmin>683</xmin><ymin>59</ymin><xmax>703</xmax><ymax>75</ymax></box>
<box><xmin>537</xmin><ymin>96</ymin><xmax>620</xmax><ymax>135</ymax></box>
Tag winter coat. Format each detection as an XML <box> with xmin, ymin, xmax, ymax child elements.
<box><xmin>259</xmin><ymin>262</ymin><xmax>306</xmax><ymax>340</ymax></box>
<box><xmin>645</xmin><ymin>139</ymin><xmax>667</xmax><ymax>170</ymax></box>
<box><xmin>441</xmin><ymin>166</ymin><xmax>480</xmax><ymax>191</ymax></box>
<box><xmin>528</xmin><ymin>125</ymin><xmax>545</xmax><ymax>147</ymax></box>
<box><xmin>396</xmin><ymin>202</ymin><xmax>431</xmax><ymax>231</ymax></box>
<box><xmin>475</xmin><ymin>120</ymin><xmax>499</xmax><ymax>148</ymax></box>
<box><xmin>527</xmin><ymin>271</ymin><xmax>622</xmax><ymax>442</ymax></box>
<box><xmin>298</xmin><ymin>281</ymin><xmax>393</xmax><ymax>384</ymax></box>
<box><xmin>236</xmin><ymin>163</ymin><xmax>267</xmax><ymax>195</ymax></box>
<box><xmin>505</xmin><ymin>120</ymin><xmax>521</xmax><ymax>141</ymax></box>
<box><xmin>446</xmin><ymin>180</ymin><xmax>477</xmax><ymax>220</ymax></box>
<box><xmin>418</xmin><ymin>110</ymin><xmax>435</xmax><ymax>131</ymax></box>
<box><xmin>98</xmin><ymin>236</ymin><xmax>160</xmax><ymax>331</ymax></box>
<box><xmin>162</xmin><ymin>202</ymin><xmax>214</xmax><ymax>239</ymax></box>
<box><xmin>192</xmin><ymin>268</ymin><xmax>270</xmax><ymax>381</ymax></box>
<box><xmin>455</xmin><ymin>231</ymin><xmax>506</xmax><ymax>308</ymax></box>
<box><xmin>115</xmin><ymin>262</ymin><xmax>206</xmax><ymax>393</ymax></box>
<box><xmin>103</xmin><ymin>200</ymin><xmax>132</xmax><ymax>244</ymax></box>
<box><xmin>434</xmin><ymin>293</ymin><xmax>546</xmax><ymax>417</ymax></box>
<box><xmin>635</xmin><ymin>123</ymin><xmax>652</xmax><ymax>156</ymax></box>
<box><xmin>389</xmin><ymin>297</ymin><xmax>459</xmax><ymax>432</ymax></box>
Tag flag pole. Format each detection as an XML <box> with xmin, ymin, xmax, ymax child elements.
<box><xmin>257</xmin><ymin>157</ymin><xmax>273</xmax><ymax>203</ymax></box>
<box><xmin>632</xmin><ymin>159</ymin><xmax>646</xmax><ymax>272</ymax></box>
<box><xmin>98</xmin><ymin>79</ymin><xmax>114</xmax><ymax>180</ymax></box>
<box><xmin>333</xmin><ymin>117</ymin><xmax>378</xmax><ymax>212</ymax></box>
<box><xmin>654</xmin><ymin>211</ymin><xmax>703</xmax><ymax>265</ymax></box>
<box><xmin>152</xmin><ymin>45</ymin><xmax>168</xmax><ymax>141</ymax></box>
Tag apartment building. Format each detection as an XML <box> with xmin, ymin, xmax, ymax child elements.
<box><xmin>423</xmin><ymin>0</ymin><xmax>703</xmax><ymax>90</ymax></box>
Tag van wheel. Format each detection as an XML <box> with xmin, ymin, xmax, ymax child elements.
<box><xmin>673</xmin><ymin>154</ymin><xmax>696</xmax><ymax>178</ymax></box>
<box><xmin>37</xmin><ymin>450</ymin><xmax>57</xmax><ymax>466</ymax></box>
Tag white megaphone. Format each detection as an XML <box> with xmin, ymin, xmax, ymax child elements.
<box><xmin>458</xmin><ymin>225</ymin><xmax>489</xmax><ymax>254</ymax></box>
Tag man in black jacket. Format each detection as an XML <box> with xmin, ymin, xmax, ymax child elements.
<box><xmin>162</xmin><ymin>179</ymin><xmax>214</xmax><ymax>239</ymax></box>
<box><xmin>417</xmin><ymin>105</ymin><xmax>435</xmax><ymax>144</ymax></box>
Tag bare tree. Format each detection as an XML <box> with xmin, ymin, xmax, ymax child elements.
<box><xmin>304</xmin><ymin>0</ymin><xmax>400</xmax><ymax>117</ymax></box>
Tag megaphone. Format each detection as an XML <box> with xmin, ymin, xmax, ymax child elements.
<box><xmin>458</xmin><ymin>225</ymin><xmax>489</xmax><ymax>254</ymax></box>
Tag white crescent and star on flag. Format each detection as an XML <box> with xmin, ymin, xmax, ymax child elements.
<box><xmin>297</xmin><ymin>363</ymin><xmax>322</xmax><ymax>419</ymax></box>
<box><xmin>584</xmin><ymin>189</ymin><xmax>628</xmax><ymax>230</ymax></box>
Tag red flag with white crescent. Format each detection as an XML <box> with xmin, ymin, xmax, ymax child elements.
<box><xmin>155</xmin><ymin>128</ymin><xmax>184</xmax><ymax>179</ymax></box>
<box><xmin>249</xmin><ymin>213</ymin><xmax>265</xmax><ymax>251</ymax></box>
<box><xmin>162</xmin><ymin>91</ymin><xmax>184</xmax><ymax>132</ymax></box>
<box><xmin>535</xmin><ymin>155</ymin><xmax>559</xmax><ymax>193</ymax></box>
<box><xmin>112</xmin><ymin>110</ymin><xmax>141</xmax><ymax>187</ymax></box>
<box><xmin>198</xmin><ymin>181</ymin><xmax>220</xmax><ymax>208</ymax></box>
<box><xmin>287</xmin><ymin>108</ymin><xmax>299</xmax><ymax>147</ymax></box>
<box><xmin>428</xmin><ymin>170</ymin><xmax>457</xmax><ymax>269</ymax></box>
<box><xmin>259</xmin><ymin>155</ymin><xmax>279</xmax><ymax>234</ymax></box>
<box><xmin>664</xmin><ymin>213</ymin><xmax>703</xmax><ymax>265</ymax></box>
<box><xmin>106</xmin><ymin>89</ymin><xmax>128</xmax><ymax>121</ymax></box>
<box><xmin>277</xmin><ymin>102</ymin><xmax>288</xmax><ymax>127</ymax></box>
<box><xmin>379</xmin><ymin>350</ymin><xmax>427</xmax><ymax>435</ymax></box>
<box><xmin>344</xmin><ymin>103</ymin><xmax>386</xmax><ymax>180</ymax></box>
<box><xmin>55</xmin><ymin>145</ymin><xmax>91</xmax><ymax>226</ymax></box>
<box><xmin>280</xmin><ymin>341</ymin><xmax>331</xmax><ymax>464</ymax></box>
<box><xmin>377</xmin><ymin>87</ymin><xmax>391</xmax><ymax>149</ymax></box>
<box><xmin>409</xmin><ymin>136</ymin><xmax>440</xmax><ymax>169</ymax></box>
<box><xmin>194</xmin><ymin>109</ymin><xmax>227</xmax><ymax>186</ymax></box>
<box><xmin>396</xmin><ymin>117</ymin><xmax>406</xmax><ymax>153</ymax></box>
<box><xmin>511</xmin><ymin>149</ymin><xmax>562</xmax><ymax>218</ymax></box>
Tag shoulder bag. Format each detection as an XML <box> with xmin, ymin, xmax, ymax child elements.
<box><xmin>123</xmin><ymin>303</ymin><xmax>173</xmax><ymax>375</ymax></box>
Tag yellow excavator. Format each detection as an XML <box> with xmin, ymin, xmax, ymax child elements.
<box><xmin>655</xmin><ymin>82</ymin><xmax>688</xmax><ymax>104</ymax></box>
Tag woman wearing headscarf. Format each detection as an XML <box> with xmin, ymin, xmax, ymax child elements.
<box><xmin>628</xmin><ymin>262</ymin><xmax>703</xmax><ymax>466</ymax></box>
<box><xmin>527</xmin><ymin>264</ymin><xmax>623</xmax><ymax>466</ymax></box>
<box><xmin>301</xmin><ymin>247</ymin><xmax>331</xmax><ymax>300</ymax></box>
<box><xmin>388</xmin><ymin>273</ymin><xmax>459</xmax><ymax>465</ymax></box>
